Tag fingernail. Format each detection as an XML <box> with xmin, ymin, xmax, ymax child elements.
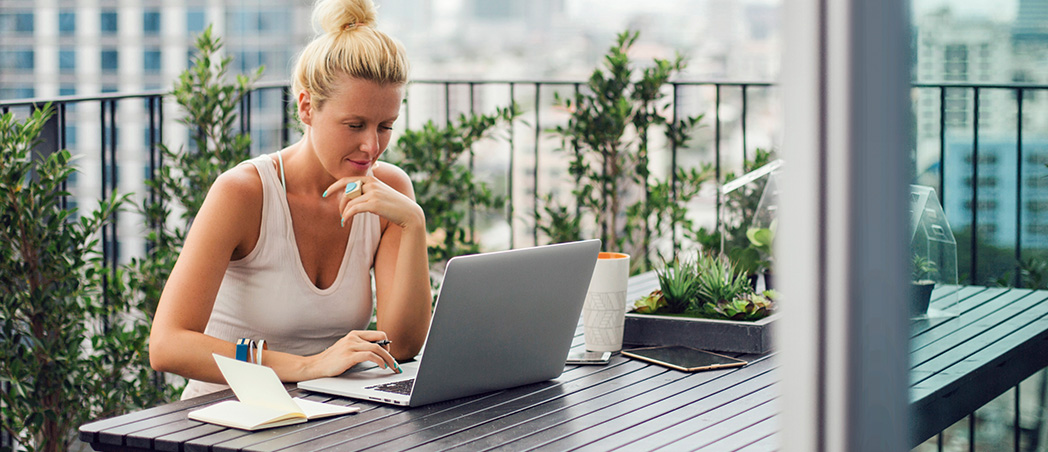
<box><xmin>322</xmin><ymin>189</ymin><xmax>329</xmax><ymax>198</ymax></box>
<box><xmin>341</xmin><ymin>217</ymin><xmax>345</xmax><ymax>228</ymax></box>
<box><xmin>393</xmin><ymin>359</ymin><xmax>402</xmax><ymax>373</ymax></box>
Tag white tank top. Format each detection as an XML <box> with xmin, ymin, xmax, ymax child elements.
<box><xmin>181</xmin><ymin>155</ymin><xmax>380</xmax><ymax>399</ymax></box>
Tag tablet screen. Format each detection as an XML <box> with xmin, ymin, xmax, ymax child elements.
<box><xmin>622</xmin><ymin>346</ymin><xmax>746</xmax><ymax>371</ymax></box>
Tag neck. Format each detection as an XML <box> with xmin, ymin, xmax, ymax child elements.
<box><xmin>281</xmin><ymin>131</ymin><xmax>336</xmax><ymax>197</ymax></box>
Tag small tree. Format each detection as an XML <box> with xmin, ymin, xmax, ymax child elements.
<box><xmin>387</xmin><ymin>105</ymin><xmax>520</xmax><ymax>268</ymax></box>
<box><xmin>541</xmin><ymin>30</ymin><xmax>712</xmax><ymax>273</ymax></box>
<box><xmin>0</xmin><ymin>106</ymin><xmax>164</xmax><ymax>451</ymax></box>
<box><xmin>119</xmin><ymin>25</ymin><xmax>261</xmax><ymax>324</ymax></box>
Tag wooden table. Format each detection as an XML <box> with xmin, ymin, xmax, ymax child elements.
<box><xmin>79</xmin><ymin>280</ymin><xmax>1048</xmax><ymax>451</ymax></box>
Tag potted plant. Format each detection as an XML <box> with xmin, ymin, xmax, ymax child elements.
<box><xmin>911</xmin><ymin>254</ymin><xmax>938</xmax><ymax>316</ymax></box>
<box><xmin>625</xmin><ymin>251</ymin><xmax>779</xmax><ymax>354</ymax></box>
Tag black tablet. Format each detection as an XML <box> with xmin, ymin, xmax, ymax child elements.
<box><xmin>621</xmin><ymin>345</ymin><xmax>747</xmax><ymax>372</ymax></box>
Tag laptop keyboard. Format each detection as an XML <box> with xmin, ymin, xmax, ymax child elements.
<box><xmin>366</xmin><ymin>379</ymin><xmax>415</xmax><ymax>395</ymax></box>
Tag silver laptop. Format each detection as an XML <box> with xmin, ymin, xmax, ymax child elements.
<box><xmin>297</xmin><ymin>240</ymin><xmax>601</xmax><ymax>407</ymax></box>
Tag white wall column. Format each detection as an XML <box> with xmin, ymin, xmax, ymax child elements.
<box><xmin>778</xmin><ymin>0</ymin><xmax>912</xmax><ymax>450</ymax></box>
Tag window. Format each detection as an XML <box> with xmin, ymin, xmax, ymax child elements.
<box><xmin>964</xmin><ymin>200</ymin><xmax>998</xmax><ymax>210</ymax></box>
<box><xmin>64</xmin><ymin>124</ymin><xmax>77</xmax><ymax>148</ymax></box>
<box><xmin>143</xmin><ymin>48</ymin><xmax>161</xmax><ymax>74</ymax></box>
<box><xmin>0</xmin><ymin>49</ymin><xmax>34</xmax><ymax>71</ymax></box>
<box><xmin>100</xmin><ymin>10</ymin><xmax>118</xmax><ymax>34</ymax></box>
<box><xmin>259</xmin><ymin>9</ymin><xmax>288</xmax><ymax>33</ymax></box>
<box><xmin>101</xmin><ymin>49</ymin><xmax>118</xmax><ymax>73</ymax></box>
<box><xmin>101</xmin><ymin>85</ymin><xmax>118</xmax><ymax>93</ymax></box>
<box><xmin>1026</xmin><ymin>224</ymin><xmax>1048</xmax><ymax>235</ymax></box>
<box><xmin>0</xmin><ymin>12</ymin><xmax>34</xmax><ymax>34</ymax></box>
<box><xmin>59</xmin><ymin>84</ymin><xmax>76</xmax><ymax>96</ymax></box>
<box><xmin>143</xmin><ymin>10</ymin><xmax>160</xmax><ymax>35</ymax></box>
<box><xmin>963</xmin><ymin>176</ymin><xmax>998</xmax><ymax>188</ymax></box>
<box><xmin>0</xmin><ymin>86</ymin><xmax>34</xmax><ymax>100</ymax></box>
<box><xmin>186</xmin><ymin>9</ymin><xmax>205</xmax><ymax>33</ymax></box>
<box><xmin>59</xmin><ymin>48</ymin><xmax>76</xmax><ymax>73</ymax></box>
<box><xmin>943</xmin><ymin>44</ymin><xmax>968</xmax><ymax>81</ymax></box>
<box><xmin>59</xmin><ymin>12</ymin><xmax>75</xmax><ymax>35</ymax></box>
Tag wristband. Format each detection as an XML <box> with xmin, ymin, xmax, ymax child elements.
<box><xmin>235</xmin><ymin>338</ymin><xmax>252</xmax><ymax>362</ymax></box>
<box><xmin>256</xmin><ymin>339</ymin><xmax>268</xmax><ymax>366</ymax></box>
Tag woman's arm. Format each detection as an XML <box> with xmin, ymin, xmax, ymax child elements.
<box><xmin>336</xmin><ymin>163</ymin><xmax>432</xmax><ymax>361</ymax></box>
<box><xmin>149</xmin><ymin>164</ymin><xmax>399</xmax><ymax>384</ymax></box>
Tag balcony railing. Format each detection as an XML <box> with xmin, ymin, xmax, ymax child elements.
<box><xmin>4</xmin><ymin>80</ymin><xmax>1048</xmax><ymax>450</ymax></box>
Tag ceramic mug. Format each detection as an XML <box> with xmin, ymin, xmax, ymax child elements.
<box><xmin>582</xmin><ymin>252</ymin><xmax>631</xmax><ymax>352</ymax></box>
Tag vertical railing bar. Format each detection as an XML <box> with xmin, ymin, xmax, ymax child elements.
<box><xmin>281</xmin><ymin>88</ymin><xmax>290</xmax><ymax>148</ymax></box>
<box><xmin>469</xmin><ymin>82</ymin><xmax>476</xmax><ymax>243</ymax></box>
<box><xmin>1015</xmin><ymin>88</ymin><xmax>1023</xmax><ymax>286</ymax></box>
<box><xmin>445</xmin><ymin>82</ymin><xmax>451</xmax><ymax>127</ymax></box>
<box><xmin>58</xmin><ymin>102</ymin><xmax>68</xmax><ymax>211</ymax></box>
<box><xmin>404</xmin><ymin>83</ymin><xmax>411</xmax><ymax>130</ymax></box>
<box><xmin>148</xmin><ymin>97</ymin><xmax>158</xmax><ymax>212</ymax></box>
<box><xmin>508</xmin><ymin>82</ymin><xmax>515</xmax><ymax>249</ymax></box>
<box><xmin>714</xmin><ymin>84</ymin><xmax>722</xmax><ymax>230</ymax></box>
<box><xmin>938</xmin><ymin>432</ymin><xmax>944</xmax><ymax>452</ymax></box>
<box><xmin>971</xmin><ymin>87</ymin><xmax>979</xmax><ymax>284</ymax></box>
<box><xmin>940</xmin><ymin>87</ymin><xmax>947</xmax><ymax>207</ymax></box>
<box><xmin>969</xmin><ymin>412</ymin><xmax>976</xmax><ymax>452</ymax></box>
<box><xmin>100</xmin><ymin>100</ymin><xmax>110</xmax><ymax>323</ymax></box>
<box><xmin>245</xmin><ymin>90</ymin><xmax>253</xmax><ymax>153</ymax></box>
<box><xmin>741</xmin><ymin>84</ymin><xmax>748</xmax><ymax>163</ymax></box>
<box><xmin>573</xmin><ymin>83</ymin><xmax>582</xmax><ymax>222</ymax></box>
<box><xmin>1014</xmin><ymin>384</ymin><xmax>1021</xmax><ymax>452</ymax></box>
<box><xmin>671</xmin><ymin>83</ymin><xmax>680</xmax><ymax>251</ymax></box>
<box><xmin>533</xmin><ymin>83</ymin><xmax>541</xmax><ymax>246</ymax></box>
<box><xmin>158</xmin><ymin>95</ymin><xmax>164</xmax><ymax>227</ymax></box>
<box><xmin>109</xmin><ymin>100</ymin><xmax>119</xmax><ymax>286</ymax></box>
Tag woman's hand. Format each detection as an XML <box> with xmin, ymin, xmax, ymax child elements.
<box><xmin>306</xmin><ymin>330</ymin><xmax>401</xmax><ymax>378</ymax></box>
<box><xmin>325</xmin><ymin>174</ymin><xmax>424</xmax><ymax>230</ymax></box>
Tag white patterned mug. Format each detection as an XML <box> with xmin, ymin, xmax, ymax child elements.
<box><xmin>582</xmin><ymin>252</ymin><xmax>630</xmax><ymax>352</ymax></box>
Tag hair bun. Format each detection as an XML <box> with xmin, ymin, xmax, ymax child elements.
<box><xmin>314</xmin><ymin>0</ymin><xmax>377</xmax><ymax>35</ymax></box>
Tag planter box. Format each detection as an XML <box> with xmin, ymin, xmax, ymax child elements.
<box><xmin>623</xmin><ymin>312</ymin><xmax>778</xmax><ymax>355</ymax></box>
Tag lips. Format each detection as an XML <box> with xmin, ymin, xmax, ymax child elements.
<box><xmin>346</xmin><ymin>158</ymin><xmax>371</xmax><ymax>171</ymax></box>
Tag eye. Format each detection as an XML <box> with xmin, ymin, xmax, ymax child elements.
<box><xmin>346</xmin><ymin>123</ymin><xmax>363</xmax><ymax>129</ymax></box>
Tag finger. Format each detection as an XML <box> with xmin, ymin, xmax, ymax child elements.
<box><xmin>322</xmin><ymin>179</ymin><xmax>348</xmax><ymax>199</ymax></box>
<box><xmin>348</xmin><ymin>330</ymin><xmax>389</xmax><ymax>343</ymax></box>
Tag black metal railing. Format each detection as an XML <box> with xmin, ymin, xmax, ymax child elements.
<box><xmin>4</xmin><ymin>80</ymin><xmax>1048</xmax><ymax>451</ymax></box>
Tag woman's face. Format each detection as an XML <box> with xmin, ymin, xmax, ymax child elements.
<box><xmin>301</xmin><ymin>76</ymin><xmax>403</xmax><ymax>179</ymax></box>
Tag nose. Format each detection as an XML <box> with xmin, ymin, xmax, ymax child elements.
<box><xmin>361</xmin><ymin>127</ymin><xmax>380</xmax><ymax>155</ymax></box>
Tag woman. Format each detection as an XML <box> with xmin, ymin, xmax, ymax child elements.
<box><xmin>149</xmin><ymin>0</ymin><xmax>432</xmax><ymax>399</ymax></box>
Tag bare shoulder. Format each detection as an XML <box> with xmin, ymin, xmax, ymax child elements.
<box><xmin>209</xmin><ymin>161</ymin><xmax>264</xmax><ymax>204</ymax></box>
<box><xmin>373</xmin><ymin>162</ymin><xmax>415</xmax><ymax>200</ymax></box>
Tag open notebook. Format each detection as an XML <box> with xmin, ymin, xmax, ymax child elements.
<box><xmin>188</xmin><ymin>354</ymin><xmax>359</xmax><ymax>431</ymax></box>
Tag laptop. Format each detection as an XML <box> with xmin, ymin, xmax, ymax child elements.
<box><xmin>297</xmin><ymin>239</ymin><xmax>601</xmax><ymax>407</ymax></box>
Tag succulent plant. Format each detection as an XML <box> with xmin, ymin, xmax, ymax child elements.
<box><xmin>701</xmin><ymin>291</ymin><xmax>777</xmax><ymax>321</ymax></box>
<box><xmin>692</xmin><ymin>252</ymin><xmax>753</xmax><ymax>310</ymax></box>
<box><xmin>656</xmin><ymin>256</ymin><xmax>701</xmax><ymax>313</ymax></box>
<box><xmin>633</xmin><ymin>289</ymin><xmax>667</xmax><ymax>314</ymax></box>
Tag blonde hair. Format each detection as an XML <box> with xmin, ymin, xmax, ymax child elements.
<box><xmin>292</xmin><ymin>0</ymin><xmax>409</xmax><ymax>108</ymax></box>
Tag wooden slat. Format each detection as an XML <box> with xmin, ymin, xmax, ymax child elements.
<box><xmin>555</xmin><ymin>359</ymin><xmax>777</xmax><ymax>451</ymax></box>
<box><xmin>78</xmin><ymin>386</ymin><xmax>232</xmax><ymax>444</ymax></box>
<box><xmin>284</xmin><ymin>361</ymin><xmax>654</xmax><ymax>451</ymax></box>
<box><xmin>386</xmin><ymin>364</ymin><xmax>685</xmax><ymax>451</ymax></box>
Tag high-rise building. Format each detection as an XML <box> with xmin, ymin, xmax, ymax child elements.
<box><xmin>0</xmin><ymin>0</ymin><xmax>313</xmax><ymax>261</ymax></box>
<box><xmin>914</xmin><ymin>4</ymin><xmax>1048</xmax><ymax>248</ymax></box>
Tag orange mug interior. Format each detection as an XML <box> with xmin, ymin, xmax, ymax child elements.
<box><xmin>598</xmin><ymin>252</ymin><xmax>629</xmax><ymax>260</ymax></box>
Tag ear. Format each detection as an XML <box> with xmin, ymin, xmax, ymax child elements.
<box><xmin>297</xmin><ymin>90</ymin><xmax>314</xmax><ymax>126</ymax></box>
